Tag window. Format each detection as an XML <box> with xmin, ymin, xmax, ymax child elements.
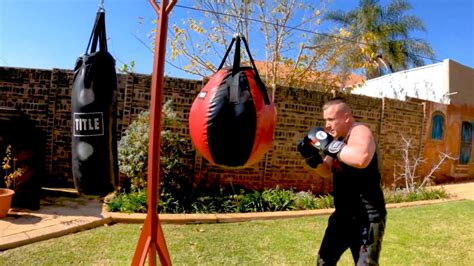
<box><xmin>460</xmin><ymin>121</ymin><xmax>472</xmax><ymax>164</ymax></box>
<box><xmin>431</xmin><ymin>113</ymin><xmax>444</xmax><ymax>140</ymax></box>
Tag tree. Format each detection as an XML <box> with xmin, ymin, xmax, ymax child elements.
<box><xmin>321</xmin><ymin>0</ymin><xmax>435</xmax><ymax>79</ymax></box>
<box><xmin>393</xmin><ymin>136</ymin><xmax>457</xmax><ymax>192</ymax></box>
<box><xmin>168</xmin><ymin>0</ymin><xmax>337</xmax><ymax>97</ymax></box>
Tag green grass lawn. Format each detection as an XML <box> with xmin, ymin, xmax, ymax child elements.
<box><xmin>1</xmin><ymin>201</ymin><xmax>473</xmax><ymax>265</ymax></box>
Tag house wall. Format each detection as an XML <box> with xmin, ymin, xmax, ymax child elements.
<box><xmin>352</xmin><ymin>62</ymin><xmax>447</xmax><ymax>103</ymax></box>
<box><xmin>2</xmin><ymin>66</ymin><xmax>468</xmax><ymax>193</ymax></box>
<box><xmin>447</xmin><ymin>60</ymin><xmax>474</xmax><ymax>106</ymax></box>
<box><xmin>421</xmin><ymin>100</ymin><xmax>474</xmax><ymax>182</ymax></box>
<box><xmin>352</xmin><ymin>59</ymin><xmax>474</xmax><ymax>106</ymax></box>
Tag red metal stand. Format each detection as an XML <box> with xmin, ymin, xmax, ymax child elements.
<box><xmin>131</xmin><ymin>1</ymin><xmax>176</xmax><ymax>265</ymax></box>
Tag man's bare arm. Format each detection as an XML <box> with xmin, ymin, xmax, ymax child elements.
<box><xmin>338</xmin><ymin>125</ymin><xmax>376</xmax><ymax>169</ymax></box>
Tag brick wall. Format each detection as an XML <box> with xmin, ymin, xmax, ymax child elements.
<box><xmin>0</xmin><ymin>66</ymin><xmax>426</xmax><ymax>193</ymax></box>
<box><xmin>379</xmin><ymin>98</ymin><xmax>425</xmax><ymax>184</ymax></box>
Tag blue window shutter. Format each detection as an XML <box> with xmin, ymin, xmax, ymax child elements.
<box><xmin>431</xmin><ymin>114</ymin><xmax>444</xmax><ymax>140</ymax></box>
<box><xmin>460</xmin><ymin>122</ymin><xmax>472</xmax><ymax>164</ymax></box>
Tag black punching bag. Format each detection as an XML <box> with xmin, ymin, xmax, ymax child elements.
<box><xmin>71</xmin><ymin>9</ymin><xmax>117</xmax><ymax>196</ymax></box>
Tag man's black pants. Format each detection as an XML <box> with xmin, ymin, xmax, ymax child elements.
<box><xmin>317</xmin><ymin>213</ymin><xmax>386</xmax><ymax>266</ymax></box>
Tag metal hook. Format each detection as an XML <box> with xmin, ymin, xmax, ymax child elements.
<box><xmin>98</xmin><ymin>0</ymin><xmax>105</xmax><ymax>11</ymax></box>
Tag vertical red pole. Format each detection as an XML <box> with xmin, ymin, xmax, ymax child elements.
<box><xmin>132</xmin><ymin>1</ymin><xmax>176</xmax><ymax>265</ymax></box>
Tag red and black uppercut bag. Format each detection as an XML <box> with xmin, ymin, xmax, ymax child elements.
<box><xmin>189</xmin><ymin>35</ymin><xmax>277</xmax><ymax>168</ymax></box>
<box><xmin>71</xmin><ymin>9</ymin><xmax>117</xmax><ymax>196</ymax></box>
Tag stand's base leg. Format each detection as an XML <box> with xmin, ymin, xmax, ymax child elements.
<box><xmin>132</xmin><ymin>214</ymin><xmax>171</xmax><ymax>266</ymax></box>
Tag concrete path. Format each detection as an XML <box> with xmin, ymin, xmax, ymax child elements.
<box><xmin>437</xmin><ymin>182</ymin><xmax>474</xmax><ymax>200</ymax></box>
<box><xmin>1</xmin><ymin>182</ymin><xmax>472</xmax><ymax>251</ymax></box>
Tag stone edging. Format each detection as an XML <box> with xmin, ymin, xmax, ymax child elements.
<box><xmin>106</xmin><ymin>198</ymin><xmax>463</xmax><ymax>225</ymax></box>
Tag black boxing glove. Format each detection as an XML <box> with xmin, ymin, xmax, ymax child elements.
<box><xmin>297</xmin><ymin>138</ymin><xmax>323</xmax><ymax>168</ymax></box>
<box><xmin>307</xmin><ymin>127</ymin><xmax>333</xmax><ymax>149</ymax></box>
<box><xmin>297</xmin><ymin>137</ymin><xmax>319</xmax><ymax>159</ymax></box>
<box><xmin>307</xmin><ymin>127</ymin><xmax>345</xmax><ymax>159</ymax></box>
<box><xmin>323</xmin><ymin>140</ymin><xmax>345</xmax><ymax>159</ymax></box>
<box><xmin>305</xmin><ymin>153</ymin><xmax>323</xmax><ymax>168</ymax></box>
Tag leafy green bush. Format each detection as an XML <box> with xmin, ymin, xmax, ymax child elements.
<box><xmin>294</xmin><ymin>191</ymin><xmax>317</xmax><ymax>210</ymax></box>
<box><xmin>235</xmin><ymin>191</ymin><xmax>266</xmax><ymax>213</ymax></box>
<box><xmin>262</xmin><ymin>186</ymin><xmax>295</xmax><ymax>211</ymax></box>
<box><xmin>160</xmin><ymin>186</ymin><xmax>238</xmax><ymax>214</ymax></box>
<box><xmin>384</xmin><ymin>187</ymin><xmax>448</xmax><ymax>203</ymax></box>
<box><xmin>117</xmin><ymin>110</ymin><xmax>149</xmax><ymax>190</ymax></box>
<box><xmin>107</xmin><ymin>185</ymin><xmax>450</xmax><ymax>213</ymax></box>
<box><xmin>117</xmin><ymin>100</ymin><xmax>192</xmax><ymax>198</ymax></box>
<box><xmin>190</xmin><ymin>194</ymin><xmax>237</xmax><ymax>214</ymax></box>
<box><xmin>107</xmin><ymin>190</ymin><xmax>147</xmax><ymax>213</ymax></box>
<box><xmin>158</xmin><ymin>186</ymin><xmax>186</xmax><ymax>213</ymax></box>
<box><xmin>315</xmin><ymin>194</ymin><xmax>335</xmax><ymax>209</ymax></box>
<box><xmin>107</xmin><ymin>186</ymin><xmax>336</xmax><ymax>213</ymax></box>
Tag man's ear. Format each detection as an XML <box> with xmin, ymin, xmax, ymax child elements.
<box><xmin>344</xmin><ymin>112</ymin><xmax>350</xmax><ymax>123</ymax></box>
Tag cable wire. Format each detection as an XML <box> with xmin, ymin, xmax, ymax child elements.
<box><xmin>173</xmin><ymin>3</ymin><xmax>442</xmax><ymax>63</ymax></box>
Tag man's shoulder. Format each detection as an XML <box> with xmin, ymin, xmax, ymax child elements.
<box><xmin>347</xmin><ymin>123</ymin><xmax>376</xmax><ymax>149</ymax></box>
<box><xmin>351</xmin><ymin>123</ymin><xmax>374</xmax><ymax>135</ymax></box>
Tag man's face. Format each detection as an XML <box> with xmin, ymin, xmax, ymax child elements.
<box><xmin>323</xmin><ymin>104</ymin><xmax>348</xmax><ymax>138</ymax></box>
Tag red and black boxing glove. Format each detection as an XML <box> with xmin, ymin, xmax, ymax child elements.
<box><xmin>307</xmin><ymin>127</ymin><xmax>345</xmax><ymax>159</ymax></box>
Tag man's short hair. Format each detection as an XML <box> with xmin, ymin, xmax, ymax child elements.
<box><xmin>323</xmin><ymin>97</ymin><xmax>352</xmax><ymax>114</ymax></box>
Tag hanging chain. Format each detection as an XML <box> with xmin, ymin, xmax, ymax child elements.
<box><xmin>234</xmin><ymin>0</ymin><xmax>246</xmax><ymax>37</ymax></box>
<box><xmin>234</xmin><ymin>16</ymin><xmax>243</xmax><ymax>38</ymax></box>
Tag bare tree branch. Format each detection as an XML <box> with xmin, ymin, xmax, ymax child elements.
<box><xmin>394</xmin><ymin>135</ymin><xmax>458</xmax><ymax>192</ymax></box>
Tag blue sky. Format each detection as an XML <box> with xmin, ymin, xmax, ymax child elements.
<box><xmin>1</xmin><ymin>0</ymin><xmax>473</xmax><ymax>79</ymax></box>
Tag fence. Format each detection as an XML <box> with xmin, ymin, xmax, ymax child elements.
<box><xmin>0</xmin><ymin>66</ymin><xmax>425</xmax><ymax>193</ymax></box>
